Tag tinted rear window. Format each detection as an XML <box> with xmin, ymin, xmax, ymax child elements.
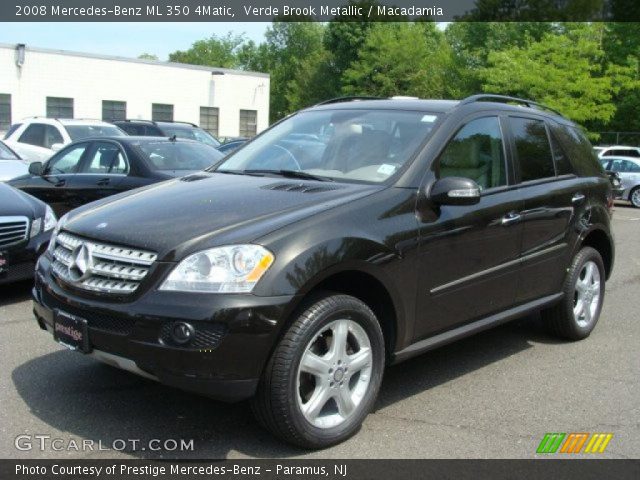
<box><xmin>138</xmin><ymin>141</ymin><xmax>223</xmax><ymax>171</ymax></box>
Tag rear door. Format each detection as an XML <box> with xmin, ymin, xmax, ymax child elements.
<box><xmin>506</xmin><ymin>115</ymin><xmax>585</xmax><ymax>303</ymax></box>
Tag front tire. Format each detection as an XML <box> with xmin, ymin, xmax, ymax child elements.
<box><xmin>542</xmin><ymin>246</ymin><xmax>605</xmax><ymax>340</ymax></box>
<box><xmin>252</xmin><ymin>293</ymin><xmax>385</xmax><ymax>449</ymax></box>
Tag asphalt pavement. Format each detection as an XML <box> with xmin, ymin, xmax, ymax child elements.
<box><xmin>1</xmin><ymin>204</ymin><xmax>638</xmax><ymax>459</ymax></box>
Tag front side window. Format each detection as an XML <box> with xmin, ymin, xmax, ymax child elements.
<box><xmin>510</xmin><ymin>117</ymin><xmax>555</xmax><ymax>182</ymax></box>
<box><xmin>46</xmin><ymin>143</ymin><xmax>89</xmax><ymax>174</ymax></box>
<box><xmin>83</xmin><ymin>142</ymin><xmax>129</xmax><ymax>174</ymax></box>
<box><xmin>138</xmin><ymin>141</ymin><xmax>222</xmax><ymax>171</ymax></box>
<box><xmin>44</xmin><ymin>125</ymin><xmax>64</xmax><ymax>149</ymax></box>
<box><xmin>152</xmin><ymin>104</ymin><xmax>173</xmax><ymax>122</ymax></box>
<box><xmin>0</xmin><ymin>94</ymin><xmax>11</xmax><ymax>132</ymax></box>
<box><xmin>102</xmin><ymin>101</ymin><xmax>126</xmax><ymax>122</ymax></box>
<box><xmin>47</xmin><ymin>97</ymin><xmax>74</xmax><ymax>118</ymax></box>
<box><xmin>216</xmin><ymin>109</ymin><xmax>440</xmax><ymax>184</ymax></box>
<box><xmin>239</xmin><ymin>109</ymin><xmax>257</xmax><ymax>137</ymax></box>
<box><xmin>437</xmin><ymin>116</ymin><xmax>507</xmax><ymax>190</ymax></box>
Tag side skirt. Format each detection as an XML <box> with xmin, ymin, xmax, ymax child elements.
<box><xmin>392</xmin><ymin>293</ymin><xmax>564</xmax><ymax>364</ymax></box>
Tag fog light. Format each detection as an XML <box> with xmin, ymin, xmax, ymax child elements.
<box><xmin>170</xmin><ymin>322</ymin><xmax>195</xmax><ymax>344</ymax></box>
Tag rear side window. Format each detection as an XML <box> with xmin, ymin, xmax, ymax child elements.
<box><xmin>604</xmin><ymin>149</ymin><xmax>640</xmax><ymax>157</ymax></box>
<box><xmin>437</xmin><ymin>116</ymin><xmax>507</xmax><ymax>190</ymax></box>
<box><xmin>549</xmin><ymin>131</ymin><xmax>575</xmax><ymax>175</ymax></box>
<box><xmin>83</xmin><ymin>142</ymin><xmax>129</xmax><ymax>174</ymax></box>
<box><xmin>18</xmin><ymin>123</ymin><xmax>46</xmax><ymax>147</ymax></box>
<box><xmin>552</xmin><ymin>124</ymin><xmax>603</xmax><ymax>177</ymax></box>
<box><xmin>510</xmin><ymin>117</ymin><xmax>555</xmax><ymax>182</ymax></box>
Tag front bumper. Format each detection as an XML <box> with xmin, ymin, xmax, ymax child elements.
<box><xmin>0</xmin><ymin>231</ymin><xmax>50</xmax><ymax>285</ymax></box>
<box><xmin>33</xmin><ymin>254</ymin><xmax>297</xmax><ymax>402</ymax></box>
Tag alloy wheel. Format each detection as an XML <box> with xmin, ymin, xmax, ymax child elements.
<box><xmin>296</xmin><ymin>319</ymin><xmax>373</xmax><ymax>429</ymax></box>
<box><xmin>573</xmin><ymin>260</ymin><xmax>601</xmax><ymax>328</ymax></box>
<box><xmin>631</xmin><ymin>189</ymin><xmax>640</xmax><ymax>208</ymax></box>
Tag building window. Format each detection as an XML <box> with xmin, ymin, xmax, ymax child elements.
<box><xmin>239</xmin><ymin>109</ymin><xmax>257</xmax><ymax>137</ymax></box>
<box><xmin>200</xmin><ymin>107</ymin><xmax>219</xmax><ymax>137</ymax></box>
<box><xmin>102</xmin><ymin>100</ymin><xmax>126</xmax><ymax>122</ymax></box>
<box><xmin>152</xmin><ymin>103</ymin><xmax>173</xmax><ymax>122</ymax></box>
<box><xmin>47</xmin><ymin>97</ymin><xmax>74</xmax><ymax>118</ymax></box>
<box><xmin>0</xmin><ymin>94</ymin><xmax>11</xmax><ymax>132</ymax></box>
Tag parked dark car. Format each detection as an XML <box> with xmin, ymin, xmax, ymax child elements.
<box><xmin>0</xmin><ymin>183</ymin><xmax>55</xmax><ymax>284</ymax></box>
<box><xmin>8</xmin><ymin>136</ymin><xmax>224</xmax><ymax>216</ymax></box>
<box><xmin>32</xmin><ymin>95</ymin><xmax>614</xmax><ymax>449</ymax></box>
<box><xmin>113</xmin><ymin>120</ymin><xmax>220</xmax><ymax>148</ymax></box>
<box><xmin>216</xmin><ymin>138</ymin><xmax>248</xmax><ymax>156</ymax></box>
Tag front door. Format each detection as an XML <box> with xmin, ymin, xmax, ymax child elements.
<box><xmin>415</xmin><ymin>115</ymin><xmax>523</xmax><ymax>340</ymax></box>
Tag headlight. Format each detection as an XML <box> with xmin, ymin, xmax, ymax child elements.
<box><xmin>47</xmin><ymin>212</ymin><xmax>69</xmax><ymax>256</ymax></box>
<box><xmin>30</xmin><ymin>205</ymin><xmax>57</xmax><ymax>239</ymax></box>
<box><xmin>160</xmin><ymin>245</ymin><xmax>274</xmax><ymax>293</ymax></box>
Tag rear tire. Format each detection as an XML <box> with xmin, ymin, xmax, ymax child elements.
<box><xmin>542</xmin><ymin>247</ymin><xmax>605</xmax><ymax>340</ymax></box>
<box><xmin>252</xmin><ymin>293</ymin><xmax>385</xmax><ymax>449</ymax></box>
<box><xmin>630</xmin><ymin>187</ymin><xmax>640</xmax><ymax>208</ymax></box>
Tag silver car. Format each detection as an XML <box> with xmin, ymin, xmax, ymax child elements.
<box><xmin>600</xmin><ymin>156</ymin><xmax>640</xmax><ymax>207</ymax></box>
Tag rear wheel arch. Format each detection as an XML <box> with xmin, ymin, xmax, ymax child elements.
<box><xmin>580</xmin><ymin>228</ymin><xmax>613</xmax><ymax>280</ymax></box>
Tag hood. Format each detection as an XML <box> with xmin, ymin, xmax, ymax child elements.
<box><xmin>65</xmin><ymin>172</ymin><xmax>381</xmax><ymax>259</ymax></box>
<box><xmin>0</xmin><ymin>183</ymin><xmax>42</xmax><ymax>217</ymax></box>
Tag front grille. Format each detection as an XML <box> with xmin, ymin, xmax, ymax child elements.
<box><xmin>160</xmin><ymin>322</ymin><xmax>228</xmax><ymax>350</ymax></box>
<box><xmin>51</xmin><ymin>231</ymin><xmax>157</xmax><ymax>294</ymax></box>
<box><xmin>0</xmin><ymin>216</ymin><xmax>29</xmax><ymax>248</ymax></box>
<box><xmin>41</xmin><ymin>289</ymin><xmax>135</xmax><ymax>335</ymax></box>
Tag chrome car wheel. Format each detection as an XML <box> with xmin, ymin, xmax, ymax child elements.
<box><xmin>296</xmin><ymin>319</ymin><xmax>373</xmax><ymax>429</ymax></box>
<box><xmin>631</xmin><ymin>188</ymin><xmax>640</xmax><ymax>208</ymax></box>
<box><xmin>573</xmin><ymin>260</ymin><xmax>601</xmax><ymax>328</ymax></box>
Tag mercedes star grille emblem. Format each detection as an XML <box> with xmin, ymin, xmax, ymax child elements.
<box><xmin>68</xmin><ymin>243</ymin><xmax>93</xmax><ymax>282</ymax></box>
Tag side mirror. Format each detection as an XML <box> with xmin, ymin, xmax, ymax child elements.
<box><xmin>51</xmin><ymin>143</ymin><xmax>64</xmax><ymax>152</ymax></box>
<box><xmin>429</xmin><ymin>176</ymin><xmax>481</xmax><ymax>206</ymax></box>
<box><xmin>28</xmin><ymin>161</ymin><xmax>44</xmax><ymax>176</ymax></box>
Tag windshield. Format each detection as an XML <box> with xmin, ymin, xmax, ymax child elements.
<box><xmin>214</xmin><ymin>109</ymin><xmax>439</xmax><ymax>183</ymax></box>
<box><xmin>0</xmin><ymin>142</ymin><xmax>19</xmax><ymax>160</ymax></box>
<box><xmin>138</xmin><ymin>141</ymin><xmax>223</xmax><ymax>171</ymax></box>
<box><xmin>162</xmin><ymin>126</ymin><xmax>220</xmax><ymax>147</ymax></box>
<box><xmin>65</xmin><ymin>125</ymin><xmax>126</xmax><ymax>141</ymax></box>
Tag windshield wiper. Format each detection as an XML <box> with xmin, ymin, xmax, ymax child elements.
<box><xmin>244</xmin><ymin>169</ymin><xmax>333</xmax><ymax>182</ymax></box>
<box><xmin>215</xmin><ymin>169</ymin><xmax>266</xmax><ymax>177</ymax></box>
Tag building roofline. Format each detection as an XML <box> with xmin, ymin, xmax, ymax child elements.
<box><xmin>0</xmin><ymin>42</ymin><xmax>270</xmax><ymax>79</ymax></box>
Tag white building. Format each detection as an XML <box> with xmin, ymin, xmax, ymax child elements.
<box><xmin>0</xmin><ymin>43</ymin><xmax>270</xmax><ymax>138</ymax></box>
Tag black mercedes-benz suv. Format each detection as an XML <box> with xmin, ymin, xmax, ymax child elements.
<box><xmin>32</xmin><ymin>95</ymin><xmax>614</xmax><ymax>448</ymax></box>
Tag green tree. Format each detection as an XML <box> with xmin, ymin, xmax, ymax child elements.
<box><xmin>168</xmin><ymin>33</ymin><xmax>247</xmax><ymax>68</ymax></box>
<box><xmin>480</xmin><ymin>24</ymin><xmax>637</xmax><ymax>129</ymax></box>
<box><xmin>138</xmin><ymin>53</ymin><xmax>159</xmax><ymax>61</ymax></box>
<box><xmin>342</xmin><ymin>22</ymin><xmax>459</xmax><ymax>98</ymax></box>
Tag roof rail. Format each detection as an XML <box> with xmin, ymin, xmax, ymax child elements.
<box><xmin>118</xmin><ymin>119</ymin><xmax>157</xmax><ymax>124</ymax></box>
<box><xmin>169</xmin><ymin>120</ymin><xmax>199</xmax><ymax>127</ymax></box>
<box><xmin>460</xmin><ymin>94</ymin><xmax>565</xmax><ymax>117</ymax></box>
<box><xmin>314</xmin><ymin>96</ymin><xmax>382</xmax><ymax>106</ymax></box>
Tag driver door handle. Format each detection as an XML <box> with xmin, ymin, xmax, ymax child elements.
<box><xmin>54</xmin><ymin>179</ymin><xmax>66</xmax><ymax>187</ymax></box>
<box><xmin>97</xmin><ymin>178</ymin><xmax>110</xmax><ymax>186</ymax></box>
<box><xmin>501</xmin><ymin>212</ymin><xmax>522</xmax><ymax>226</ymax></box>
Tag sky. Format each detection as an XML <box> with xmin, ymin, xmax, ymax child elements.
<box><xmin>0</xmin><ymin>23</ymin><xmax>270</xmax><ymax>60</ymax></box>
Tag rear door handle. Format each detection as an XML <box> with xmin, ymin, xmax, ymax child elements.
<box><xmin>501</xmin><ymin>212</ymin><xmax>521</xmax><ymax>226</ymax></box>
<box><xmin>54</xmin><ymin>179</ymin><xmax>66</xmax><ymax>187</ymax></box>
<box><xmin>572</xmin><ymin>193</ymin><xmax>586</xmax><ymax>205</ymax></box>
<box><xmin>97</xmin><ymin>178</ymin><xmax>110</xmax><ymax>186</ymax></box>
